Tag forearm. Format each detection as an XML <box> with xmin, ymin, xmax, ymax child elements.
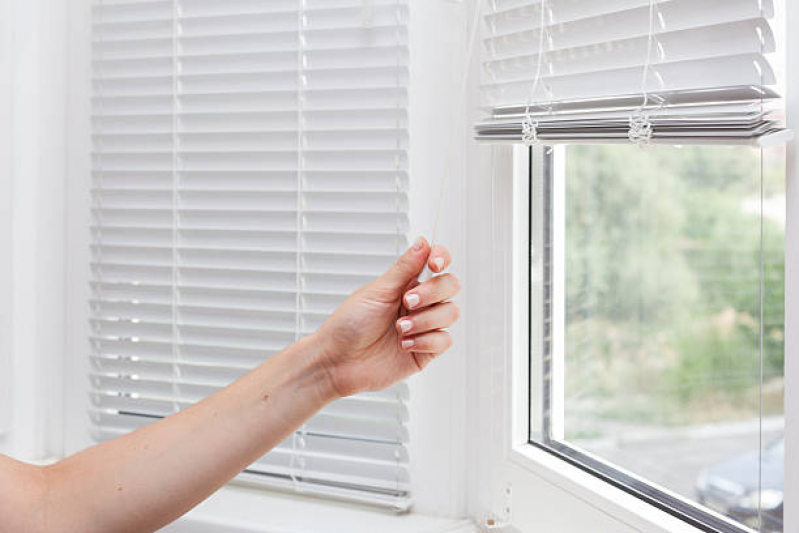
<box><xmin>42</xmin><ymin>333</ymin><xmax>337</xmax><ymax>533</ymax></box>
<box><xmin>0</xmin><ymin>238</ymin><xmax>459</xmax><ymax>533</ymax></box>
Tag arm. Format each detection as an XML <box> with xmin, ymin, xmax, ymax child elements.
<box><xmin>0</xmin><ymin>237</ymin><xmax>460</xmax><ymax>533</ymax></box>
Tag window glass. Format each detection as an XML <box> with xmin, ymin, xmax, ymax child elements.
<box><xmin>530</xmin><ymin>144</ymin><xmax>785</xmax><ymax>533</ymax></box>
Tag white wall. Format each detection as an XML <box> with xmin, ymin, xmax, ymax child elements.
<box><xmin>0</xmin><ymin>0</ymin><xmax>14</xmax><ymax>436</ymax></box>
<box><xmin>0</xmin><ymin>0</ymin><xmax>67</xmax><ymax>461</ymax></box>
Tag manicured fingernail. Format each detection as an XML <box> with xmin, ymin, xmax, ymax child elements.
<box><xmin>402</xmin><ymin>339</ymin><xmax>415</xmax><ymax>349</ymax></box>
<box><xmin>433</xmin><ymin>257</ymin><xmax>445</xmax><ymax>271</ymax></box>
<box><xmin>412</xmin><ymin>237</ymin><xmax>425</xmax><ymax>252</ymax></box>
<box><xmin>405</xmin><ymin>293</ymin><xmax>420</xmax><ymax>309</ymax></box>
<box><xmin>399</xmin><ymin>320</ymin><xmax>413</xmax><ymax>333</ymax></box>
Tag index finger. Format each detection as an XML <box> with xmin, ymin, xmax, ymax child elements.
<box><xmin>428</xmin><ymin>245</ymin><xmax>452</xmax><ymax>274</ymax></box>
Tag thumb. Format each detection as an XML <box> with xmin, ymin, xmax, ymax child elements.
<box><xmin>375</xmin><ymin>237</ymin><xmax>430</xmax><ymax>292</ymax></box>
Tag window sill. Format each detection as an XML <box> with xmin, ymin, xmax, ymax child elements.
<box><xmin>160</xmin><ymin>484</ymin><xmax>476</xmax><ymax>533</ymax></box>
<box><xmin>508</xmin><ymin>443</ymin><xmax>735</xmax><ymax>533</ymax></box>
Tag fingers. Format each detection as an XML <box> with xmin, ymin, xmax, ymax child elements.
<box><xmin>403</xmin><ymin>273</ymin><xmax>460</xmax><ymax>311</ymax></box>
<box><xmin>397</xmin><ymin>247</ymin><xmax>458</xmax><ymax>370</ymax></box>
<box><xmin>376</xmin><ymin>236</ymin><xmax>430</xmax><ymax>292</ymax></box>
<box><xmin>428</xmin><ymin>245</ymin><xmax>452</xmax><ymax>274</ymax></box>
<box><xmin>396</xmin><ymin>302</ymin><xmax>459</xmax><ymax>337</ymax></box>
<box><xmin>400</xmin><ymin>330</ymin><xmax>453</xmax><ymax>354</ymax></box>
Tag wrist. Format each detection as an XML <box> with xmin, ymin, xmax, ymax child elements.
<box><xmin>301</xmin><ymin>330</ymin><xmax>342</xmax><ymax>403</ymax></box>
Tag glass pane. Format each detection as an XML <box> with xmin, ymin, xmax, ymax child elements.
<box><xmin>533</xmin><ymin>144</ymin><xmax>785</xmax><ymax>532</ymax></box>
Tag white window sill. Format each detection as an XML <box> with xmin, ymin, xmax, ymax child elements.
<box><xmin>509</xmin><ymin>443</ymin><xmax>737</xmax><ymax>533</ymax></box>
<box><xmin>159</xmin><ymin>484</ymin><xmax>476</xmax><ymax>533</ymax></box>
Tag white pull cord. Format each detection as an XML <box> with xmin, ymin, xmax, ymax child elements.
<box><xmin>628</xmin><ymin>0</ymin><xmax>664</xmax><ymax>146</ymax></box>
<box><xmin>417</xmin><ymin>0</ymin><xmax>486</xmax><ymax>282</ymax></box>
<box><xmin>521</xmin><ymin>0</ymin><xmax>552</xmax><ymax>147</ymax></box>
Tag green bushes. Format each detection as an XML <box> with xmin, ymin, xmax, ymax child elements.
<box><xmin>563</xmin><ymin>144</ymin><xmax>785</xmax><ymax>426</ymax></box>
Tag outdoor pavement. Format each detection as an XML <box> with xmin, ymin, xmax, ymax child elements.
<box><xmin>572</xmin><ymin>417</ymin><xmax>784</xmax><ymax>500</ymax></box>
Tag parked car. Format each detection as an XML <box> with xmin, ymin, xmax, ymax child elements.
<box><xmin>695</xmin><ymin>437</ymin><xmax>783</xmax><ymax>532</ymax></box>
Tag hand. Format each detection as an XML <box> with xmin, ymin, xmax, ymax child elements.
<box><xmin>315</xmin><ymin>237</ymin><xmax>461</xmax><ymax>398</ymax></box>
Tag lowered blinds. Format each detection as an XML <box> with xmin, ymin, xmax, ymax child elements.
<box><xmin>476</xmin><ymin>0</ymin><xmax>790</xmax><ymax>145</ymax></box>
<box><xmin>90</xmin><ymin>0</ymin><xmax>411</xmax><ymax>509</ymax></box>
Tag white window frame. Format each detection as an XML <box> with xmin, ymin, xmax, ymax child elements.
<box><xmin>781</xmin><ymin>0</ymin><xmax>799</xmax><ymax>531</ymax></box>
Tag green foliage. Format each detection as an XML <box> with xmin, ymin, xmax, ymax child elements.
<box><xmin>562</xmin><ymin>144</ymin><xmax>785</xmax><ymax>426</ymax></box>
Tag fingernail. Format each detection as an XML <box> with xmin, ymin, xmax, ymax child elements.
<box><xmin>405</xmin><ymin>293</ymin><xmax>420</xmax><ymax>309</ymax></box>
<box><xmin>402</xmin><ymin>339</ymin><xmax>415</xmax><ymax>350</ymax></box>
<box><xmin>433</xmin><ymin>257</ymin><xmax>445</xmax><ymax>271</ymax></box>
<box><xmin>399</xmin><ymin>320</ymin><xmax>413</xmax><ymax>333</ymax></box>
<box><xmin>412</xmin><ymin>237</ymin><xmax>424</xmax><ymax>252</ymax></box>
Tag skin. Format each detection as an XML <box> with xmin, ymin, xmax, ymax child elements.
<box><xmin>0</xmin><ymin>237</ymin><xmax>460</xmax><ymax>533</ymax></box>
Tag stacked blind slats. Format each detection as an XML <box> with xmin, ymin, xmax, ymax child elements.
<box><xmin>476</xmin><ymin>0</ymin><xmax>791</xmax><ymax>145</ymax></box>
<box><xmin>91</xmin><ymin>0</ymin><xmax>411</xmax><ymax>509</ymax></box>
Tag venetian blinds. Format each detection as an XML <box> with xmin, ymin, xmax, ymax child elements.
<box><xmin>475</xmin><ymin>0</ymin><xmax>791</xmax><ymax>145</ymax></box>
<box><xmin>90</xmin><ymin>0</ymin><xmax>411</xmax><ymax>509</ymax></box>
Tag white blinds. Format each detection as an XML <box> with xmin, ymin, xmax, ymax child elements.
<box><xmin>90</xmin><ymin>0</ymin><xmax>411</xmax><ymax>509</ymax></box>
<box><xmin>476</xmin><ymin>0</ymin><xmax>790</xmax><ymax>145</ymax></box>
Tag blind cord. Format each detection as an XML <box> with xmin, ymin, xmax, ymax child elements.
<box><xmin>170</xmin><ymin>0</ymin><xmax>181</xmax><ymax>416</ymax></box>
<box><xmin>418</xmin><ymin>0</ymin><xmax>485</xmax><ymax>282</ymax></box>
<box><xmin>628</xmin><ymin>0</ymin><xmax>666</xmax><ymax>146</ymax></box>
<box><xmin>521</xmin><ymin>0</ymin><xmax>551</xmax><ymax>147</ymax></box>
<box><xmin>94</xmin><ymin>0</ymin><xmax>105</xmax><ymax>382</ymax></box>
<box><xmin>291</xmin><ymin>0</ymin><xmax>308</xmax><ymax>494</ymax></box>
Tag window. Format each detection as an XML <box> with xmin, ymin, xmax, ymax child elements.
<box><xmin>528</xmin><ymin>144</ymin><xmax>785</xmax><ymax>532</ymax></box>
<box><xmin>89</xmin><ymin>0</ymin><xmax>411</xmax><ymax>509</ymax></box>
<box><xmin>475</xmin><ymin>0</ymin><xmax>789</xmax><ymax>530</ymax></box>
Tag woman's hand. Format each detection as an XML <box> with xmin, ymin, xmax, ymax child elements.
<box><xmin>316</xmin><ymin>237</ymin><xmax>461</xmax><ymax>398</ymax></box>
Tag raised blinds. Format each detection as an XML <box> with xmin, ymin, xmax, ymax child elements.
<box><xmin>476</xmin><ymin>0</ymin><xmax>791</xmax><ymax>145</ymax></box>
<box><xmin>90</xmin><ymin>0</ymin><xmax>412</xmax><ymax>509</ymax></box>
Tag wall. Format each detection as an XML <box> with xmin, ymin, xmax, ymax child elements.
<box><xmin>0</xmin><ymin>0</ymin><xmax>13</xmax><ymax>437</ymax></box>
<box><xmin>0</xmin><ymin>0</ymin><xmax>67</xmax><ymax>461</ymax></box>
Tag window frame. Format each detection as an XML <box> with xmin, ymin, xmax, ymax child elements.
<box><xmin>525</xmin><ymin>145</ymin><xmax>769</xmax><ymax>533</ymax></box>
